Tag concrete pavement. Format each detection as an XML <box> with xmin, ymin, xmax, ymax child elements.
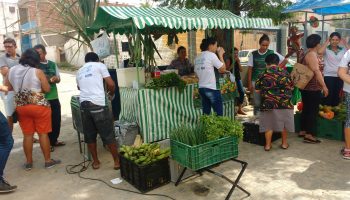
<box><xmin>0</xmin><ymin>71</ymin><xmax>349</xmax><ymax>200</ymax></box>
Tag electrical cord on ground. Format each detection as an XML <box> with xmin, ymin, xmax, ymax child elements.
<box><xmin>65</xmin><ymin>160</ymin><xmax>176</xmax><ymax>200</ymax></box>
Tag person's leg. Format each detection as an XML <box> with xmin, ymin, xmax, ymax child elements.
<box><xmin>48</xmin><ymin>99</ymin><xmax>62</xmax><ymax>146</ymax></box>
<box><xmin>237</xmin><ymin>80</ymin><xmax>246</xmax><ymax>115</ymax></box>
<box><xmin>0</xmin><ymin>112</ymin><xmax>14</xmax><ymax>181</ymax></box>
<box><xmin>106</xmin><ymin>143</ymin><xmax>120</xmax><ymax>169</ymax></box>
<box><xmin>37</xmin><ymin>134</ymin><xmax>51</xmax><ymax>162</ymax></box>
<box><xmin>334</xmin><ymin>77</ymin><xmax>344</xmax><ymax>106</ymax></box>
<box><xmin>343</xmin><ymin>92</ymin><xmax>350</xmax><ymax>159</ymax></box>
<box><xmin>299</xmin><ymin>90</ymin><xmax>307</xmax><ymax>136</ymax></box>
<box><xmin>281</xmin><ymin>128</ymin><xmax>288</xmax><ymax>148</ymax></box>
<box><xmin>23</xmin><ymin>134</ymin><xmax>34</xmax><ymax>164</ymax></box>
<box><xmin>199</xmin><ymin>88</ymin><xmax>212</xmax><ymax>115</ymax></box>
<box><xmin>264</xmin><ymin>130</ymin><xmax>273</xmax><ymax>151</ymax></box>
<box><xmin>303</xmin><ymin>91</ymin><xmax>321</xmax><ymax>142</ymax></box>
<box><xmin>87</xmin><ymin>143</ymin><xmax>100</xmax><ymax>168</ymax></box>
<box><xmin>322</xmin><ymin>76</ymin><xmax>334</xmax><ymax>106</ymax></box>
<box><xmin>210</xmin><ymin>90</ymin><xmax>223</xmax><ymax>116</ymax></box>
<box><xmin>252</xmin><ymin>81</ymin><xmax>261</xmax><ymax>116</ymax></box>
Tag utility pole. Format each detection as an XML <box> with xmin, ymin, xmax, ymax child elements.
<box><xmin>1</xmin><ymin>1</ymin><xmax>8</xmax><ymax>35</ymax></box>
<box><xmin>35</xmin><ymin>0</ymin><xmax>41</xmax><ymax>45</ymax></box>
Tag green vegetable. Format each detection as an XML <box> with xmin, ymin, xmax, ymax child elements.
<box><xmin>145</xmin><ymin>72</ymin><xmax>187</xmax><ymax>92</ymax></box>
<box><xmin>120</xmin><ymin>143</ymin><xmax>169</xmax><ymax>166</ymax></box>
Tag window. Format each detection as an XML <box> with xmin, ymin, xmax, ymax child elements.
<box><xmin>9</xmin><ymin>6</ymin><xmax>15</xmax><ymax>13</ymax></box>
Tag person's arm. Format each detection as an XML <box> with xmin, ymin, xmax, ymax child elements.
<box><xmin>247</xmin><ymin>54</ymin><xmax>254</xmax><ymax>92</ymax></box>
<box><xmin>104</xmin><ymin>76</ymin><xmax>115</xmax><ymax>96</ymax></box>
<box><xmin>276</xmin><ymin>52</ymin><xmax>289</xmax><ymax>67</ymax></box>
<box><xmin>306</xmin><ymin>52</ymin><xmax>328</xmax><ymax>97</ymax></box>
<box><xmin>36</xmin><ymin>69</ymin><xmax>50</xmax><ymax>93</ymax></box>
<box><xmin>216</xmin><ymin>48</ymin><xmax>227</xmax><ymax>74</ymax></box>
<box><xmin>338</xmin><ymin>51</ymin><xmax>350</xmax><ymax>84</ymax></box>
<box><xmin>50</xmin><ymin>64</ymin><xmax>61</xmax><ymax>84</ymax></box>
<box><xmin>318</xmin><ymin>39</ymin><xmax>329</xmax><ymax>55</ymax></box>
<box><xmin>0</xmin><ymin>66</ymin><xmax>9</xmax><ymax>78</ymax></box>
<box><xmin>0</xmin><ymin>84</ymin><xmax>8</xmax><ymax>92</ymax></box>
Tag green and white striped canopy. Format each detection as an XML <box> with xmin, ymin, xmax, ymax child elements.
<box><xmin>90</xmin><ymin>6</ymin><xmax>272</xmax><ymax>34</ymax></box>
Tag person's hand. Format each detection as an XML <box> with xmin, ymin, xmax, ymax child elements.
<box><xmin>217</xmin><ymin>47</ymin><xmax>225</xmax><ymax>57</ymax></box>
<box><xmin>322</xmin><ymin>86</ymin><xmax>329</xmax><ymax>97</ymax></box>
<box><xmin>50</xmin><ymin>76</ymin><xmax>59</xmax><ymax>83</ymax></box>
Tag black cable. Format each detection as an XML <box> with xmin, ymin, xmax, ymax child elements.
<box><xmin>65</xmin><ymin>161</ymin><xmax>176</xmax><ymax>200</ymax></box>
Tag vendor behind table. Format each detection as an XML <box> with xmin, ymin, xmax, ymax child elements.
<box><xmin>168</xmin><ymin>46</ymin><xmax>194</xmax><ymax>76</ymax></box>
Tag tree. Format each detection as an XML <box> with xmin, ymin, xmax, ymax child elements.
<box><xmin>154</xmin><ymin>0</ymin><xmax>293</xmax><ymax>25</ymax></box>
<box><xmin>47</xmin><ymin>0</ymin><xmax>108</xmax><ymax>50</ymax></box>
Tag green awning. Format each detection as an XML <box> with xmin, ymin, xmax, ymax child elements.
<box><xmin>89</xmin><ymin>6</ymin><xmax>273</xmax><ymax>34</ymax></box>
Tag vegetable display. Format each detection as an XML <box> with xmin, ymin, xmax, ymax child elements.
<box><xmin>119</xmin><ymin>143</ymin><xmax>170</xmax><ymax>166</ymax></box>
<box><xmin>170</xmin><ymin>114</ymin><xmax>244</xmax><ymax>146</ymax></box>
<box><xmin>319</xmin><ymin>104</ymin><xmax>346</xmax><ymax>121</ymax></box>
<box><xmin>145</xmin><ymin>72</ymin><xmax>187</xmax><ymax>91</ymax></box>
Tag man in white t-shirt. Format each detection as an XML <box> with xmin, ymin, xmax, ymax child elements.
<box><xmin>194</xmin><ymin>37</ymin><xmax>227</xmax><ymax>116</ymax></box>
<box><xmin>76</xmin><ymin>52</ymin><xmax>120</xmax><ymax>170</ymax></box>
<box><xmin>338</xmin><ymin>50</ymin><xmax>350</xmax><ymax>160</ymax></box>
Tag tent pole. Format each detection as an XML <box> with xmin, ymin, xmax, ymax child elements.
<box><xmin>113</xmin><ymin>32</ymin><xmax>119</xmax><ymax>69</ymax></box>
<box><xmin>321</xmin><ymin>15</ymin><xmax>325</xmax><ymax>41</ymax></box>
<box><xmin>132</xmin><ymin>25</ymin><xmax>140</xmax><ymax>86</ymax></box>
<box><xmin>303</xmin><ymin>12</ymin><xmax>308</xmax><ymax>49</ymax></box>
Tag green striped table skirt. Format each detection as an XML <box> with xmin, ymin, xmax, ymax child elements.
<box><xmin>119</xmin><ymin>84</ymin><xmax>235</xmax><ymax>143</ymax></box>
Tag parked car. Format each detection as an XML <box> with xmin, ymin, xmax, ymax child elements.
<box><xmin>238</xmin><ymin>49</ymin><xmax>255</xmax><ymax>65</ymax></box>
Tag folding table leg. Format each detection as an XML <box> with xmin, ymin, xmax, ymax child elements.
<box><xmin>175</xmin><ymin>167</ymin><xmax>188</xmax><ymax>186</ymax></box>
<box><xmin>77</xmin><ymin>131</ymin><xmax>82</xmax><ymax>154</ymax></box>
<box><xmin>225</xmin><ymin>158</ymin><xmax>249</xmax><ymax>200</ymax></box>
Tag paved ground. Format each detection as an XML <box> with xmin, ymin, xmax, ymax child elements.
<box><xmin>1</xmin><ymin>72</ymin><xmax>350</xmax><ymax>200</ymax></box>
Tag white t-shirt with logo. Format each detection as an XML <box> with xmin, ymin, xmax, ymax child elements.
<box><xmin>339</xmin><ymin>50</ymin><xmax>350</xmax><ymax>93</ymax></box>
<box><xmin>323</xmin><ymin>46</ymin><xmax>347</xmax><ymax>77</ymax></box>
<box><xmin>76</xmin><ymin>62</ymin><xmax>110</xmax><ymax>106</ymax></box>
<box><xmin>194</xmin><ymin>51</ymin><xmax>223</xmax><ymax>90</ymax></box>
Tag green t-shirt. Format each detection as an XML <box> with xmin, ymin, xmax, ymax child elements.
<box><xmin>39</xmin><ymin>60</ymin><xmax>59</xmax><ymax>100</ymax></box>
<box><xmin>252</xmin><ymin>49</ymin><xmax>274</xmax><ymax>81</ymax></box>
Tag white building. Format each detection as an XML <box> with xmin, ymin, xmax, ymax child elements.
<box><xmin>0</xmin><ymin>0</ymin><xmax>20</xmax><ymax>51</ymax></box>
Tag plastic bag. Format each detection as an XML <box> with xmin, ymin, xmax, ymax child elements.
<box><xmin>91</xmin><ymin>32</ymin><xmax>111</xmax><ymax>59</ymax></box>
<box><xmin>229</xmin><ymin>72</ymin><xmax>236</xmax><ymax>83</ymax></box>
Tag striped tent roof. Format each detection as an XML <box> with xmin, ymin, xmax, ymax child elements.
<box><xmin>90</xmin><ymin>6</ymin><xmax>272</xmax><ymax>34</ymax></box>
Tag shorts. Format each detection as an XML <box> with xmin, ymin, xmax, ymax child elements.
<box><xmin>16</xmin><ymin>105</ymin><xmax>52</xmax><ymax>134</ymax></box>
<box><xmin>259</xmin><ymin>109</ymin><xmax>294</xmax><ymax>133</ymax></box>
<box><xmin>3</xmin><ymin>91</ymin><xmax>15</xmax><ymax>117</ymax></box>
<box><xmin>80</xmin><ymin>101</ymin><xmax>115</xmax><ymax>145</ymax></box>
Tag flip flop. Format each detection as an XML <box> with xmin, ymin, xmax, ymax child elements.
<box><xmin>264</xmin><ymin>145</ymin><xmax>272</xmax><ymax>151</ymax></box>
<box><xmin>303</xmin><ymin>137</ymin><xmax>321</xmax><ymax>144</ymax></box>
<box><xmin>280</xmin><ymin>144</ymin><xmax>289</xmax><ymax>149</ymax></box>
<box><xmin>54</xmin><ymin>141</ymin><xmax>66</xmax><ymax>147</ymax></box>
<box><xmin>114</xmin><ymin>166</ymin><xmax>120</xmax><ymax>170</ymax></box>
<box><xmin>92</xmin><ymin>162</ymin><xmax>100</xmax><ymax>170</ymax></box>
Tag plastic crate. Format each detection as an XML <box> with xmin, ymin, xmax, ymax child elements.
<box><xmin>170</xmin><ymin>136</ymin><xmax>238</xmax><ymax>171</ymax></box>
<box><xmin>119</xmin><ymin>155</ymin><xmax>170</xmax><ymax>193</ymax></box>
<box><xmin>242</xmin><ymin>122</ymin><xmax>281</xmax><ymax>146</ymax></box>
<box><xmin>70</xmin><ymin>96</ymin><xmax>84</xmax><ymax>133</ymax></box>
<box><xmin>316</xmin><ymin>117</ymin><xmax>344</xmax><ymax>141</ymax></box>
<box><xmin>294</xmin><ymin>113</ymin><xmax>301</xmax><ymax>133</ymax></box>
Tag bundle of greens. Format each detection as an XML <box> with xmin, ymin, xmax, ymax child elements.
<box><xmin>145</xmin><ymin>72</ymin><xmax>186</xmax><ymax>91</ymax></box>
<box><xmin>170</xmin><ymin>114</ymin><xmax>244</xmax><ymax>146</ymax></box>
<box><xmin>200</xmin><ymin>114</ymin><xmax>244</xmax><ymax>141</ymax></box>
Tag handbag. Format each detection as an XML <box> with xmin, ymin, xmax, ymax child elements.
<box><xmin>290</xmin><ymin>62</ymin><xmax>314</xmax><ymax>90</ymax></box>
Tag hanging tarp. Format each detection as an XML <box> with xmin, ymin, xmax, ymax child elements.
<box><xmin>284</xmin><ymin>0</ymin><xmax>350</xmax><ymax>15</ymax></box>
<box><xmin>89</xmin><ymin>6</ymin><xmax>272</xmax><ymax>35</ymax></box>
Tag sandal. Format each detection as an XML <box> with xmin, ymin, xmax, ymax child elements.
<box><xmin>24</xmin><ymin>163</ymin><xmax>33</xmax><ymax>171</ymax></box>
<box><xmin>53</xmin><ymin>141</ymin><xmax>66</xmax><ymax>147</ymax></box>
<box><xmin>33</xmin><ymin>138</ymin><xmax>39</xmax><ymax>143</ymax></box>
<box><xmin>264</xmin><ymin>145</ymin><xmax>272</xmax><ymax>151</ymax></box>
<box><xmin>343</xmin><ymin>149</ymin><xmax>350</xmax><ymax>160</ymax></box>
<box><xmin>45</xmin><ymin>159</ymin><xmax>61</xmax><ymax>169</ymax></box>
<box><xmin>92</xmin><ymin>162</ymin><xmax>100</xmax><ymax>170</ymax></box>
<box><xmin>303</xmin><ymin>137</ymin><xmax>321</xmax><ymax>144</ymax></box>
<box><xmin>280</xmin><ymin>144</ymin><xmax>289</xmax><ymax>150</ymax></box>
<box><xmin>114</xmin><ymin>166</ymin><xmax>120</xmax><ymax>170</ymax></box>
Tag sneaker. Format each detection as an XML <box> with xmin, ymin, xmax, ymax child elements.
<box><xmin>343</xmin><ymin>149</ymin><xmax>350</xmax><ymax>160</ymax></box>
<box><xmin>0</xmin><ymin>179</ymin><xmax>17</xmax><ymax>193</ymax></box>
<box><xmin>45</xmin><ymin>159</ymin><xmax>61</xmax><ymax>169</ymax></box>
<box><xmin>24</xmin><ymin>163</ymin><xmax>33</xmax><ymax>171</ymax></box>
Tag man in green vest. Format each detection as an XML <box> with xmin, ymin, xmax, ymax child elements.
<box><xmin>34</xmin><ymin>44</ymin><xmax>65</xmax><ymax>152</ymax></box>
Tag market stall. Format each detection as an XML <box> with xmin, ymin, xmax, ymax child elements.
<box><xmin>88</xmin><ymin>6</ymin><xmax>273</xmax><ymax>143</ymax></box>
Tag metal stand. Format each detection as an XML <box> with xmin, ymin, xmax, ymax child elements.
<box><xmin>175</xmin><ymin>158</ymin><xmax>250</xmax><ymax>200</ymax></box>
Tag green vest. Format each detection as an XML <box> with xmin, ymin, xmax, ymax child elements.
<box><xmin>252</xmin><ymin>49</ymin><xmax>274</xmax><ymax>81</ymax></box>
<box><xmin>39</xmin><ymin>60</ymin><xmax>59</xmax><ymax>100</ymax></box>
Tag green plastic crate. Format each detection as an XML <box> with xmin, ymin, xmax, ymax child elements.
<box><xmin>316</xmin><ymin>117</ymin><xmax>344</xmax><ymax>141</ymax></box>
<box><xmin>170</xmin><ymin>136</ymin><xmax>239</xmax><ymax>171</ymax></box>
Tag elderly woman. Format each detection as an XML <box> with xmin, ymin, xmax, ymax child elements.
<box><xmin>5</xmin><ymin>48</ymin><xmax>61</xmax><ymax>170</ymax></box>
<box><xmin>319</xmin><ymin>32</ymin><xmax>348</xmax><ymax>106</ymax></box>
<box><xmin>255</xmin><ymin>54</ymin><xmax>294</xmax><ymax>151</ymax></box>
<box><xmin>194</xmin><ymin>37</ymin><xmax>227</xmax><ymax>116</ymax></box>
<box><xmin>299</xmin><ymin>34</ymin><xmax>329</xmax><ymax>143</ymax></box>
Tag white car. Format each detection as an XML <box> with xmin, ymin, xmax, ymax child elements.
<box><xmin>238</xmin><ymin>49</ymin><xmax>255</xmax><ymax>65</ymax></box>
